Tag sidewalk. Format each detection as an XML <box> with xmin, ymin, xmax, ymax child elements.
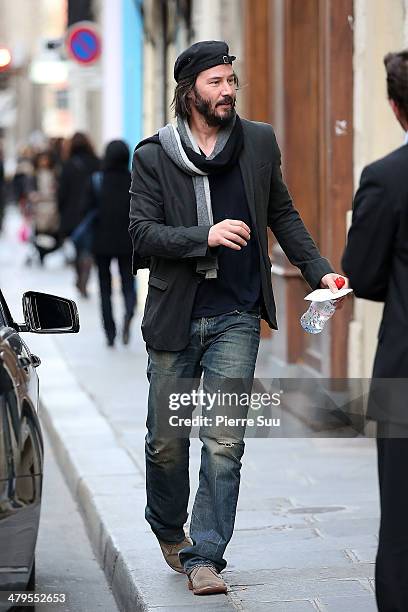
<box><xmin>1</xmin><ymin>209</ymin><xmax>379</xmax><ymax>611</ymax></box>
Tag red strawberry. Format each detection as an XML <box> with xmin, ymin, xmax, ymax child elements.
<box><xmin>335</xmin><ymin>276</ymin><xmax>345</xmax><ymax>289</ymax></box>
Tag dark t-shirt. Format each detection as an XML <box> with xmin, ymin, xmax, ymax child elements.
<box><xmin>192</xmin><ymin>162</ymin><xmax>261</xmax><ymax>318</ymax></box>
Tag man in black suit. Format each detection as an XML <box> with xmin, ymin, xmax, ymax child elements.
<box><xmin>342</xmin><ymin>49</ymin><xmax>408</xmax><ymax>612</ymax></box>
<box><xmin>130</xmin><ymin>40</ymin><xmax>345</xmax><ymax>595</ymax></box>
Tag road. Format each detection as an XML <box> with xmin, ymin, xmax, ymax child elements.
<box><xmin>34</xmin><ymin>433</ymin><xmax>118</xmax><ymax>612</ymax></box>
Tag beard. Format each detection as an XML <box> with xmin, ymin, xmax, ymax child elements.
<box><xmin>192</xmin><ymin>87</ymin><xmax>236</xmax><ymax>127</ymax></box>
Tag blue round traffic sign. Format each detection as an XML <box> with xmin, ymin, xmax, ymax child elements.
<box><xmin>66</xmin><ymin>22</ymin><xmax>101</xmax><ymax>65</ymax></box>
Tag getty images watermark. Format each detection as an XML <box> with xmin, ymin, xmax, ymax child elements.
<box><xmin>167</xmin><ymin>389</ymin><xmax>283</xmax><ymax>429</ymax></box>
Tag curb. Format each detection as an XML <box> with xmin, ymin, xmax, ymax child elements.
<box><xmin>38</xmin><ymin>338</ymin><xmax>237</xmax><ymax>611</ymax></box>
<box><xmin>40</xmin><ymin>399</ymin><xmax>148</xmax><ymax>612</ymax></box>
<box><xmin>38</xmin><ymin>335</ymin><xmax>150</xmax><ymax>612</ymax></box>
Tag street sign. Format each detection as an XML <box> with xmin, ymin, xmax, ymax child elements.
<box><xmin>66</xmin><ymin>21</ymin><xmax>101</xmax><ymax>65</ymax></box>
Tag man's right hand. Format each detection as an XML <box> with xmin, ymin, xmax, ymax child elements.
<box><xmin>208</xmin><ymin>219</ymin><xmax>251</xmax><ymax>251</ymax></box>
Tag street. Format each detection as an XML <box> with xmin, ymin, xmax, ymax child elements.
<box><xmin>36</xmin><ymin>434</ymin><xmax>118</xmax><ymax>612</ymax></box>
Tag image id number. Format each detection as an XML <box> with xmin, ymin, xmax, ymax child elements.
<box><xmin>7</xmin><ymin>592</ymin><xmax>66</xmax><ymax>604</ymax></box>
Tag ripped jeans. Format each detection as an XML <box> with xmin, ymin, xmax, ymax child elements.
<box><xmin>145</xmin><ymin>308</ymin><xmax>261</xmax><ymax>573</ymax></box>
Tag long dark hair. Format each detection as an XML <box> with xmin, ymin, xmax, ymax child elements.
<box><xmin>171</xmin><ymin>72</ymin><xmax>240</xmax><ymax>119</ymax></box>
<box><xmin>67</xmin><ymin>132</ymin><xmax>96</xmax><ymax>158</ymax></box>
<box><xmin>102</xmin><ymin>140</ymin><xmax>130</xmax><ymax>171</ymax></box>
<box><xmin>171</xmin><ymin>75</ymin><xmax>197</xmax><ymax>119</ymax></box>
<box><xmin>384</xmin><ymin>50</ymin><xmax>408</xmax><ymax>120</ymax></box>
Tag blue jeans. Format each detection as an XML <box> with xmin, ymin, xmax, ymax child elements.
<box><xmin>145</xmin><ymin>308</ymin><xmax>261</xmax><ymax>573</ymax></box>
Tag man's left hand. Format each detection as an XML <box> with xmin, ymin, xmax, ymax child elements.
<box><xmin>319</xmin><ymin>273</ymin><xmax>349</xmax><ymax>310</ymax></box>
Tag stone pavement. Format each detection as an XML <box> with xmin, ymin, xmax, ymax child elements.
<box><xmin>0</xmin><ymin>208</ymin><xmax>379</xmax><ymax>611</ymax></box>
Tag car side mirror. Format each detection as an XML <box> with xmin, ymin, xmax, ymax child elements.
<box><xmin>20</xmin><ymin>291</ymin><xmax>80</xmax><ymax>334</ymax></box>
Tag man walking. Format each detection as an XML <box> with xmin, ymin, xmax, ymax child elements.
<box><xmin>342</xmin><ymin>50</ymin><xmax>408</xmax><ymax>612</ymax></box>
<box><xmin>129</xmin><ymin>40</ymin><xmax>344</xmax><ymax>595</ymax></box>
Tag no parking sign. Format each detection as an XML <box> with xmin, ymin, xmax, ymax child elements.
<box><xmin>66</xmin><ymin>21</ymin><xmax>101</xmax><ymax>65</ymax></box>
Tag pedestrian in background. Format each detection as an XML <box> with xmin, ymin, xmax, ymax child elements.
<box><xmin>13</xmin><ymin>145</ymin><xmax>35</xmax><ymax>216</ymax></box>
<box><xmin>83</xmin><ymin>140</ymin><xmax>136</xmax><ymax>346</ymax></box>
<box><xmin>342</xmin><ymin>49</ymin><xmax>408</xmax><ymax>612</ymax></box>
<box><xmin>49</xmin><ymin>136</ymin><xmax>65</xmax><ymax>179</ymax></box>
<box><xmin>130</xmin><ymin>40</ymin><xmax>345</xmax><ymax>596</ymax></box>
<box><xmin>58</xmin><ymin>132</ymin><xmax>99</xmax><ymax>297</ymax></box>
<box><xmin>28</xmin><ymin>150</ymin><xmax>61</xmax><ymax>265</ymax></box>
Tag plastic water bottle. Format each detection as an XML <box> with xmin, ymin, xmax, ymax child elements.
<box><xmin>300</xmin><ymin>276</ymin><xmax>346</xmax><ymax>334</ymax></box>
<box><xmin>300</xmin><ymin>300</ymin><xmax>337</xmax><ymax>334</ymax></box>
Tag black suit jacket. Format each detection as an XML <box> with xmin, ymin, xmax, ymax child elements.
<box><xmin>342</xmin><ymin>143</ymin><xmax>408</xmax><ymax>423</ymax></box>
<box><xmin>129</xmin><ymin>118</ymin><xmax>333</xmax><ymax>351</ymax></box>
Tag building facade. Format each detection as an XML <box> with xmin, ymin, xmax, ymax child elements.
<box><xmin>243</xmin><ymin>0</ymin><xmax>408</xmax><ymax>380</ymax></box>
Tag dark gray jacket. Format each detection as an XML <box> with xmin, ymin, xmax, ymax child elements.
<box><xmin>129</xmin><ymin>118</ymin><xmax>333</xmax><ymax>351</ymax></box>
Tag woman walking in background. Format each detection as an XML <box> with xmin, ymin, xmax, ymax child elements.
<box><xmin>58</xmin><ymin>132</ymin><xmax>99</xmax><ymax>297</ymax></box>
<box><xmin>13</xmin><ymin>145</ymin><xmax>35</xmax><ymax>243</ymax></box>
<box><xmin>29</xmin><ymin>150</ymin><xmax>61</xmax><ymax>265</ymax></box>
<box><xmin>83</xmin><ymin>140</ymin><xmax>136</xmax><ymax>346</ymax></box>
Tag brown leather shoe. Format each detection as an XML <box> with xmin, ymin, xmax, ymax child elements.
<box><xmin>158</xmin><ymin>536</ymin><xmax>192</xmax><ymax>573</ymax></box>
<box><xmin>187</xmin><ymin>565</ymin><xmax>227</xmax><ymax>595</ymax></box>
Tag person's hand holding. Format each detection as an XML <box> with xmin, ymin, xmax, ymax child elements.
<box><xmin>208</xmin><ymin>219</ymin><xmax>250</xmax><ymax>250</ymax></box>
<box><xmin>319</xmin><ymin>273</ymin><xmax>349</xmax><ymax>310</ymax></box>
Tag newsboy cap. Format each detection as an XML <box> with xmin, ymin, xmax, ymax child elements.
<box><xmin>174</xmin><ymin>40</ymin><xmax>236</xmax><ymax>83</ymax></box>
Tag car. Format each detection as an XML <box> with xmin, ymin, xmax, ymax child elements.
<box><xmin>0</xmin><ymin>289</ymin><xmax>79</xmax><ymax>598</ymax></box>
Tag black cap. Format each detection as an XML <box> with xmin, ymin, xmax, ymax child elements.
<box><xmin>174</xmin><ymin>40</ymin><xmax>236</xmax><ymax>83</ymax></box>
